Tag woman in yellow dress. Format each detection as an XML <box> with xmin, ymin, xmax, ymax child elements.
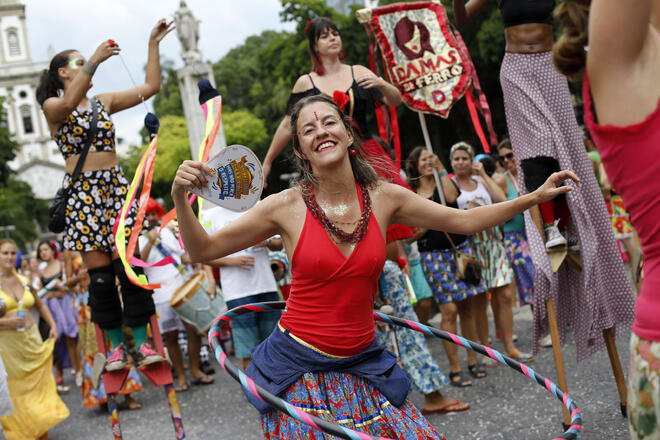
<box><xmin>0</xmin><ymin>238</ymin><xmax>69</xmax><ymax>440</ymax></box>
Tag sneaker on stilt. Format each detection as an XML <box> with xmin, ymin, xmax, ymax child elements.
<box><xmin>135</xmin><ymin>343</ymin><xmax>165</xmax><ymax>367</ymax></box>
<box><xmin>539</xmin><ymin>334</ymin><xmax>553</xmax><ymax>347</ymax></box>
<box><xmin>544</xmin><ymin>220</ymin><xmax>567</xmax><ymax>249</ymax></box>
<box><xmin>105</xmin><ymin>343</ymin><xmax>128</xmax><ymax>372</ymax></box>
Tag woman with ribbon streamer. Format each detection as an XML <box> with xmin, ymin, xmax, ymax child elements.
<box><xmin>262</xmin><ymin>16</ymin><xmax>415</xmax><ymax>244</ymax></box>
<box><xmin>35</xmin><ymin>19</ymin><xmax>175</xmax><ymax>372</ymax></box>
<box><xmin>552</xmin><ymin>0</ymin><xmax>660</xmax><ymax>436</ymax></box>
<box><xmin>173</xmin><ymin>94</ymin><xmax>579</xmax><ymax>437</ymax></box>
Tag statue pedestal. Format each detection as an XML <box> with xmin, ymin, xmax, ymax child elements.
<box><xmin>177</xmin><ymin>61</ymin><xmax>226</xmax><ymax>161</ymax></box>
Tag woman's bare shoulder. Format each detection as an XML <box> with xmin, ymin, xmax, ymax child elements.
<box><xmin>292</xmin><ymin>75</ymin><xmax>314</xmax><ymax>93</ymax></box>
<box><xmin>262</xmin><ymin>187</ymin><xmax>305</xmax><ymax>211</ymax></box>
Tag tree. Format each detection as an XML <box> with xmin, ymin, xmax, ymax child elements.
<box><xmin>0</xmin><ymin>179</ymin><xmax>48</xmax><ymax>249</ymax></box>
<box><xmin>0</xmin><ymin>97</ymin><xmax>19</xmax><ymax>185</ymax></box>
<box><xmin>223</xmin><ymin>110</ymin><xmax>270</xmax><ymax>159</ymax></box>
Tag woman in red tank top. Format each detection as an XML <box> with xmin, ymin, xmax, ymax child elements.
<box><xmin>553</xmin><ymin>1</ymin><xmax>660</xmax><ymax>437</ymax></box>
<box><xmin>172</xmin><ymin>95</ymin><xmax>578</xmax><ymax>438</ymax></box>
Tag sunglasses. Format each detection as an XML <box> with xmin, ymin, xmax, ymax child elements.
<box><xmin>499</xmin><ymin>152</ymin><xmax>514</xmax><ymax>162</ymax></box>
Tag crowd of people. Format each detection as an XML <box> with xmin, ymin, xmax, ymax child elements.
<box><xmin>0</xmin><ymin>0</ymin><xmax>657</xmax><ymax>438</ymax></box>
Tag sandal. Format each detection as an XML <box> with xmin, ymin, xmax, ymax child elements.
<box><xmin>174</xmin><ymin>382</ymin><xmax>189</xmax><ymax>393</ymax></box>
<box><xmin>118</xmin><ymin>397</ymin><xmax>142</xmax><ymax>411</ymax></box>
<box><xmin>422</xmin><ymin>399</ymin><xmax>470</xmax><ymax>414</ymax></box>
<box><xmin>482</xmin><ymin>356</ymin><xmax>498</xmax><ymax>367</ymax></box>
<box><xmin>510</xmin><ymin>352</ymin><xmax>534</xmax><ymax>363</ymax></box>
<box><xmin>191</xmin><ymin>375</ymin><xmax>214</xmax><ymax>386</ymax></box>
<box><xmin>467</xmin><ymin>363</ymin><xmax>487</xmax><ymax>379</ymax></box>
<box><xmin>448</xmin><ymin>371</ymin><xmax>472</xmax><ymax>388</ymax></box>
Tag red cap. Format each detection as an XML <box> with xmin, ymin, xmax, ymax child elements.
<box><xmin>145</xmin><ymin>198</ymin><xmax>164</xmax><ymax>218</ymax></box>
<box><xmin>108</xmin><ymin>39</ymin><xmax>116</xmax><ymax>47</ymax></box>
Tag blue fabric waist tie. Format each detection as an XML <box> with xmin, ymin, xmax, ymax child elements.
<box><xmin>245</xmin><ymin>325</ymin><xmax>411</xmax><ymax>414</ymax></box>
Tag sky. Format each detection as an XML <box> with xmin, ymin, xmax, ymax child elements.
<box><xmin>25</xmin><ymin>0</ymin><xmax>296</xmax><ymax>149</ymax></box>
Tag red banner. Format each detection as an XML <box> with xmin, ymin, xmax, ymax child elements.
<box><xmin>358</xmin><ymin>1</ymin><xmax>473</xmax><ymax>118</ymax></box>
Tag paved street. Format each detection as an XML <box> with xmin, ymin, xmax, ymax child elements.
<box><xmin>50</xmin><ymin>307</ymin><xmax>631</xmax><ymax>439</ymax></box>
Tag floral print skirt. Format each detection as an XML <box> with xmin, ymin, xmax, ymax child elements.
<box><xmin>629</xmin><ymin>332</ymin><xmax>660</xmax><ymax>439</ymax></box>
<box><xmin>63</xmin><ymin>164</ymin><xmax>136</xmax><ymax>253</ymax></box>
<box><xmin>261</xmin><ymin>371</ymin><xmax>445</xmax><ymax>439</ymax></box>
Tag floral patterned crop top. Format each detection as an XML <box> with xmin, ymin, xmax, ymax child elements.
<box><xmin>54</xmin><ymin>97</ymin><xmax>116</xmax><ymax>159</ymax></box>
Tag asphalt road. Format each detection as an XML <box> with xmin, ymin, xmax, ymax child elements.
<box><xmin>49</xmin><ymin>307</ymin><xmax>631</xmax><ymax>440</ymax></box>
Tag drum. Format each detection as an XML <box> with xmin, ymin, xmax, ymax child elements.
<box><xmin>169</xmin><ymin>272</ymin><xmax>224</xmax><ymax>333</ymax></box>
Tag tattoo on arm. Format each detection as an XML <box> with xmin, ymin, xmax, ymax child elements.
<box><xmin>82</xmin><ymin>60</ymin><xmax>97</xmax><ymax>76</ymax></box>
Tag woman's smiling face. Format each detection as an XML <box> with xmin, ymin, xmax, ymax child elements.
<box><xmin>295</xmin><ymin>101</ymin><xmax>353</xmax><ymax>169</ymax></box>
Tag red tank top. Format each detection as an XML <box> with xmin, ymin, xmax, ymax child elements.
<box><xmin>279</xmin><ymin>183</ymin><xmax>386</xmax><ymax>357</ymax></box>
<box><xmin>583</xmin><ymin>74</ymin><xmax>660</xmax><ymax>341</ymax></box>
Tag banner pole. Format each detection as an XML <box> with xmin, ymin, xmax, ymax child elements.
<box><xmin>417</xmin><ymin>111</ymin><xmax>446</xmax><ymax>205</ymax></box>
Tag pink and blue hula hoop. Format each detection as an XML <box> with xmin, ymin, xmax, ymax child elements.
<box><xmin>208</xmin><ymin>301</ymin><xmax>582</xmax><ymax>440</ymax></box>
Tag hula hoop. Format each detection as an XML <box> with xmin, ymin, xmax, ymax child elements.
<box><xmin>208</xmin><ymin>301</ymin><xmax>582</xmax><ymax>440</ymax></box>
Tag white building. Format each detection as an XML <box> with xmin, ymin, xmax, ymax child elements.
<box><xmin>1</xmin><ymin>0</ymin><xmax>64</xmax><ymax>201</ymax></box>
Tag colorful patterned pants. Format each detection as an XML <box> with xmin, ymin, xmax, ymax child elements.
<box><xmin>629</xmin><ymin>333</ymin><xmax>660</xmax><ymax>439</ymax></box>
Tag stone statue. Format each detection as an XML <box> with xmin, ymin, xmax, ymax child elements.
<box><xmin>174</xmin><ymin>0</ymin><xmax>201</xmax><ymax>64</ymax></box>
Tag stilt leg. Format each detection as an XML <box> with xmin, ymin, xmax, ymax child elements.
<box><xmin>165</xmin><ymin>384</ymin><xmax>186</xmax><ymax>439</ymax></box>
<box><xmin>107</xmin><ymin>394</ymin><xmax>122</xmax><ymax>440</ymax></box>
<box><xmin>603</xmin><ymin>327</ymin><xmax>628</xmax><ymax>417</ymax></box>
<box><xmin>546</xmin><ymin>298</ymin><xmax>571</xmax><ymax>428</ymax></box>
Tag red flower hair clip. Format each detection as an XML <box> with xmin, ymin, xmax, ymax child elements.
<box><xmin>332</xmin><ymin>91</ymin><xmax>350</xmax><ymax>112</ymax></box>
<box><xmin>303</xmin><ymin>19</ymin><xmax>311</xmax><ymax>34</ymax></box>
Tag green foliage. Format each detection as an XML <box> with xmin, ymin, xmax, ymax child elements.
<box><xmin>0</xmin><ymin>178</ymin><xmax>48</xmax><ymax>249</ymax></box>
<box><xmin>223</xmin><ymin>110</ymin><xmax>269</xmax><ymax>159</ymax></box>
<box><xmin>153</xmin><ymin>0</ymin><xmax>512</xmax><ymax>193</ymax></box>
<box><xmin>0</xmin><ymin>97</ymin><xmax>19</xmax><ymax>185</ymax></box>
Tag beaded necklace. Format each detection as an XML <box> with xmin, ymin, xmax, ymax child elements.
<box><xmin>302</xmin><ymin>183</ymin><xmax>372</xmax><ymax>244</ymax></box>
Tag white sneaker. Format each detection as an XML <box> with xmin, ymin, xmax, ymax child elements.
<box><xmin>539</xmin><ymin>334</ymin><xmax>553</xmax><ymax>347</ymax></box>
<box><xmin>544</xmin><ymin>220</ymin><xmax>567</xmax><ymax>249</ymax></box>
<box><xmin>75</xmin><ymin>370</ymin><xmax>83</xmax><ymax>387</ymax></box>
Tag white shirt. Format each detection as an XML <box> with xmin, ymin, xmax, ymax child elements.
<box><xmin>138</xmin><ymin>227</ymin><xmax>187</xmax><ymax>304</ymax></box>
<box><xmin>203</xmin><ymin>205</ymin><xmax>278</xmax><ymax>302</ymax></box>
<box><xmin>456</xmin><ymin>178</ymin><xmax>493</xmax><ymax>210</ymax></box>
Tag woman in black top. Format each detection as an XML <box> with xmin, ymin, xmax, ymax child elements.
<box><xmin>262</xmin><ymin>17</ymin><xmax>415</xmax><ymax>243</ymax></box>
<box><xmin>406</xmin><ymin>147</ymin><xmax>488</xmax><ymax>387</ymax></box>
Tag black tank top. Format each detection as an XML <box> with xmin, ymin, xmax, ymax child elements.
<box><xmin>500</xmin><ymin>0</ymin><xmax>554</xmax><ymax>28</ymax></box>
<box><xmin>285</xmin><ymin>66</ymin><xmax>382</xmax><ymax>139</ymax></box>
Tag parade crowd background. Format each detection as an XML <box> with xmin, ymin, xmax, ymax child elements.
<box><xmin>0</xmin><ymin>0</ymin><xmax>651</xmax><ymax>439</ymax></box>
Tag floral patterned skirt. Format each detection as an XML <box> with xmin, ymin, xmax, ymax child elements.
<box><xmin>607</xmin><ymin>195</ymin><xmax>634</xmax><ymax>240</ymax></box>
<box><xmin>420</xmin><ymin>241</ymin><xmax>487</xmax><ymax>304</ymax></box>
<box><xmin>63</xmin><ymin>164</ymin><xmax>136</xmax><ymax>253</ymax></box>
<box><xmin>503</xmin><ymin>230</ymin><xmax>535</xmax><ymax>305</ymax></box>
<box><xmin>261</xmin><ymin>370</ymin><xmax>445</xmax><ymax>439</ymax></box>
<box><xmin>628</xmin><ymin>333</ymin><xmax>660</xmax><ymax>439</ymax></box>
<box><xmin>376</xmin><ymin>261</ymin><xmax>448</xmax><ymax>394</ymax></box>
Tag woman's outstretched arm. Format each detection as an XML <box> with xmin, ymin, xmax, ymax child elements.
<box><xmin>389</xmin><ymin>170</ymin><xmax>580</xmax><ymax>235</ymax></box>
<box><xmin>42</xmin><ymin>41</ymin><xmax>119</xmax><ymax>125</ymax></box>
<box><xmin>452</xmin><ymin>0</ymin><xmax>490</xmax><ymax>26</ymax></box>
<box><xmin>98</xmin><ymin>19</ymin><xmax>175</xmax><ymax>114</ymax></box>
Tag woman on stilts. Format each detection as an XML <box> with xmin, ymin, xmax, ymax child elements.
<box><xmin>35</xmin><ymin>19</ymin><xmax>174</xmax><ymax>372</ymax></box>
<box><xmin>172</xmin><ymin>94</ymin><xmax>578</xmax><ymax>438</ymax></box>
<box><xmin>452</xmin><ymin>0</ymin><xmax>635</xmax><ymax>359</ymax></box>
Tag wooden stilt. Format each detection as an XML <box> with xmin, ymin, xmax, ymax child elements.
<box><xmin>546</xmin><ymin>298</ymin><xmax>571</xmax><ymax>427</ymax></box>
<box><xmin>603</xmin><ymin>327</ymin><xmax>628</xmax><ymax>417</ymax></box>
